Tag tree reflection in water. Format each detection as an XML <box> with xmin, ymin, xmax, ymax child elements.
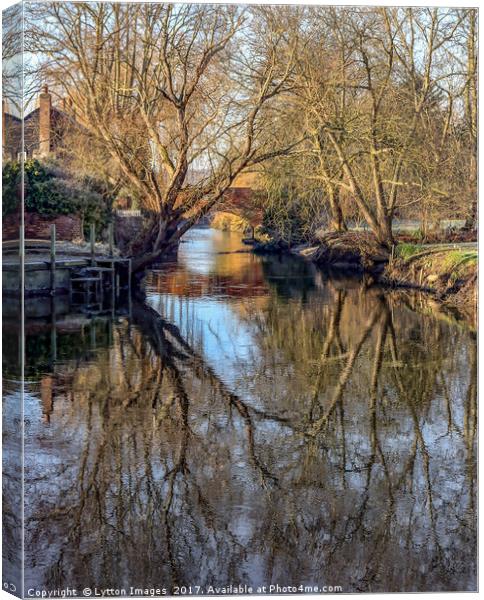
<box><xmin>16</xmin><ymin>232</ymin><xmax>476</xmax><ymax>593</ymax></box>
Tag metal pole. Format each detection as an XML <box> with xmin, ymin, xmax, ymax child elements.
<box><xmin>19</xmin><ymin>224</ymin><xmax>24</xmax><ymax>295</ymax></box>
<box><xmin>50</xmin><ymin>224</ymin><xmax>56</xmax><ymax>295</ymax></box>
<box><xmin>19</xmin><ymin>225</ymin><xmax>25</xmax><ymax>369</ymax></box>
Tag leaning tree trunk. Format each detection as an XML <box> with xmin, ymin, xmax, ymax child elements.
<box><xmin>129</xmin><ymin>213</ymin><xmax>182</xmax><ymax>273</ymax></box>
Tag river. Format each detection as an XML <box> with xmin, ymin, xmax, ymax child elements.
<box><xmin>3</xmin><ymin>227</ymin><xmax>477</xmax><ymax>593</ymax></box>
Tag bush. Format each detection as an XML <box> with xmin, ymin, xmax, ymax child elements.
<box><xmin>2</xmin><ymin>160</ymin><xmax>21</xmax><ymax>216</ymax></box>
<box><xmin>2</xmin><ymin>159</ymin><xmax>114</xmax><ymax>235</ymax></box>
<box><xmin>261</xmin><ymin>196</ymin><xmax>309</xmax><ymax>247</ymax></box>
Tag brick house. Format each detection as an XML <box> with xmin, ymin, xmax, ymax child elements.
<box><xmin>2</xmin><ymin>87</ymin><xmax>261</xmax><ymax>241</ymax></box>
<box><xmin>2</xmin><ymin>85</ymin><xmax>75</xmax><ymax>160</ymax></box>
<box><xmin>2</xmin><ymin>86</ymin><xmax>83</xmax><ymax>241</ymax></box>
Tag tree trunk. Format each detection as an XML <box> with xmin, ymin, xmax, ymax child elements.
<box><xmin>374</xmin><ymin>215</ymin><xmax>394</xmax><ymax>248</ymax></box>
<box><xmin>326</xmin><ymin>130</ymin><xmax>393</xmax><ymax>246</ymax></box>
<box><xmin>130</xmin><ymin>215</ymin><xmax>181</xmax><ymax>273</ymax></box>
<box><xmin>465</xmin><ymin>154</ymin><xmax>477</xmax><ymax>230</ymax></box>
<box><xmin>328</xmin><ymin>188</ymin><xmax>347</xmax><ymax>232</ymax></box>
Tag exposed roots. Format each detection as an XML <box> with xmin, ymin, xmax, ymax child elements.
<box><xmin>312</xmin><ymin>231</ymin><xmax>389</xmax><ymax>272</ymax></box>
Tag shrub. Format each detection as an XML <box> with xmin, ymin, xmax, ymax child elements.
<box><xmin>2</xmin><ymin>159</ymin><xmax>114</xmax><ymax>235</ymax></box>
<box><xmin>2</xmin><ymin>160</ymin><xmax>21</xmax><ymax>216</ymax></box>
<box><xmin>261</xmin><ymin>197</ymin><xmax>309</xmax><ymax>247</ymax></box>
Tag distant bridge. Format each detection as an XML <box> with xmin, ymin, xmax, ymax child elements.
<box><xmin>216</xmin><ymin>171</ymin><xmax>263</xmax><ymax>226</ymax></box>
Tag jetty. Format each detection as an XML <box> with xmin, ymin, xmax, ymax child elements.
<box><xmin>3</xmin><ymin>224</ymin><xmax>131</xmax><ymax>309</ymax></box>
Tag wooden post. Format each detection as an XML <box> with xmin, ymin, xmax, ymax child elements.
<box><xmin>99</xmin><ymin>271</ymin><xmax>104</xmax><ymax>307</ymax></box>
<box><xmin>108</xmin><ymin>222</ymin><xmax>114</xmax><ymax>257</ymax></box>
<box><xmin>111</xmin><ymin>263</ymin><xmax>115</xmax><ymax>316</ymax></box>
<box><xmin>50</xmin><ymin>224</ymin><xmax>56</xmax><ymax>295</ymax></box>
<box><xmin>90</xmin><ymin>223</ymin><xmax>96</xmax><ymax>266</ymax></box>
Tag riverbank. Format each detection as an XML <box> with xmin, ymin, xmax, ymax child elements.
<box><xmin>253</xmin><ymin>231</ymin><xmax>389</xmax><ymax>274</ymax></box>
<box><xmin>251</xmin><ymin>232</ymin><xmax>477</xmax><ymax>321</ymax></box>
<box><xmin>382</xmin><ymin>243</ymin><xmax>477</xmax><ymax>321</ymax></box>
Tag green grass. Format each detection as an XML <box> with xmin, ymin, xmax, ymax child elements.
<box><xmin>441</xmin><ymin>250</ymin><xmax>478</xmax><ymax>270</ymax></box>
<box><xmin>395</xmin><ymin>243</ymin><xmax>426</xmax><ymax>260</ymax></box>
<box><xmin>396</xmin><ymin>243</ymin><xmax>477</xmax><ymax>268</ymax></box>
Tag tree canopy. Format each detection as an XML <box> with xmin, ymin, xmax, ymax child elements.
<box><xmin>24</xmin><ymin>3</ymin><xmax>477</xmax><ymax>261</ymax></box>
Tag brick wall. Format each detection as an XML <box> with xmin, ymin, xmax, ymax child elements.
<box><xmin>218</xmin><ymin>187</ymin><xmax>263</xmax><ymax>225</ymax></box>
<box><xmin>3</xmin><ymin>211</ymin><xmax>82</xmax><ymax>241</ymax></box>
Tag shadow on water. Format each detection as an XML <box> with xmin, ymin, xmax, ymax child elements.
<box><xmin>2</xmin><ymin>228</ymin><xmax>476</xmax><ymax>593</ymax></box>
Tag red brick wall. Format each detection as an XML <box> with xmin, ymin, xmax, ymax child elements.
<box><xmin>218</xmin><ymin>187</ymin><xmax>263</xmax><ymax>225</ymax></box>
<box><xmin>2</xmin><ymin>211</ymin><xmax>82</xmax><ymax>241</ymax></box>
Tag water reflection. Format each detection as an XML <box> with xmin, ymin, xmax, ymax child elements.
<box><xmin>6</xmin><ymin>229</ymin><xmax>476</xmax><ymax>593</ymax></box>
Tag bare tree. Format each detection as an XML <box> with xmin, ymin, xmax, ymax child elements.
<box><xmin>26</xmin><ymin>2</ymin><xmax>303</xmax><ymax>270</ymax></box>
<box><xmin>261</xmin><ymin>7</ymin><xmax>475</xmax><ymax>245</ymax></box>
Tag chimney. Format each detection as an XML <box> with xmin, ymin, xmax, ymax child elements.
<box><xmin>39</xmin><ymin>84</ymin><xmax>51</xmax><ymax>156</ymax></box>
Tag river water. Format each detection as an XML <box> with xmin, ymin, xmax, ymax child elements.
<box><xmin>3</xmin><ymin>228</ymin><xmax>477</xmax><ymax>593</ymax></box>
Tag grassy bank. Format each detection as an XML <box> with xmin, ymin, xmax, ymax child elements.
<box><xmin>254</xmin><ymin>231</ymin><xmax>477</xmax><ymax>319</ymax></box>
<box><xmin>261</xmin><ymin>232</ymin><xmax>477</xmax><ymax>320</ymax></box>
<box><xmin>383</xmin><ymin>243</ymin><xmax>477</xmax><ymax>319</ymax></box>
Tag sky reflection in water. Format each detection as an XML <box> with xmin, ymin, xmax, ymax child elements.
<box><xmin>2</xmin><ymin>228</ymin><xmax>477</xmax><ymax>594</ymax></box>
